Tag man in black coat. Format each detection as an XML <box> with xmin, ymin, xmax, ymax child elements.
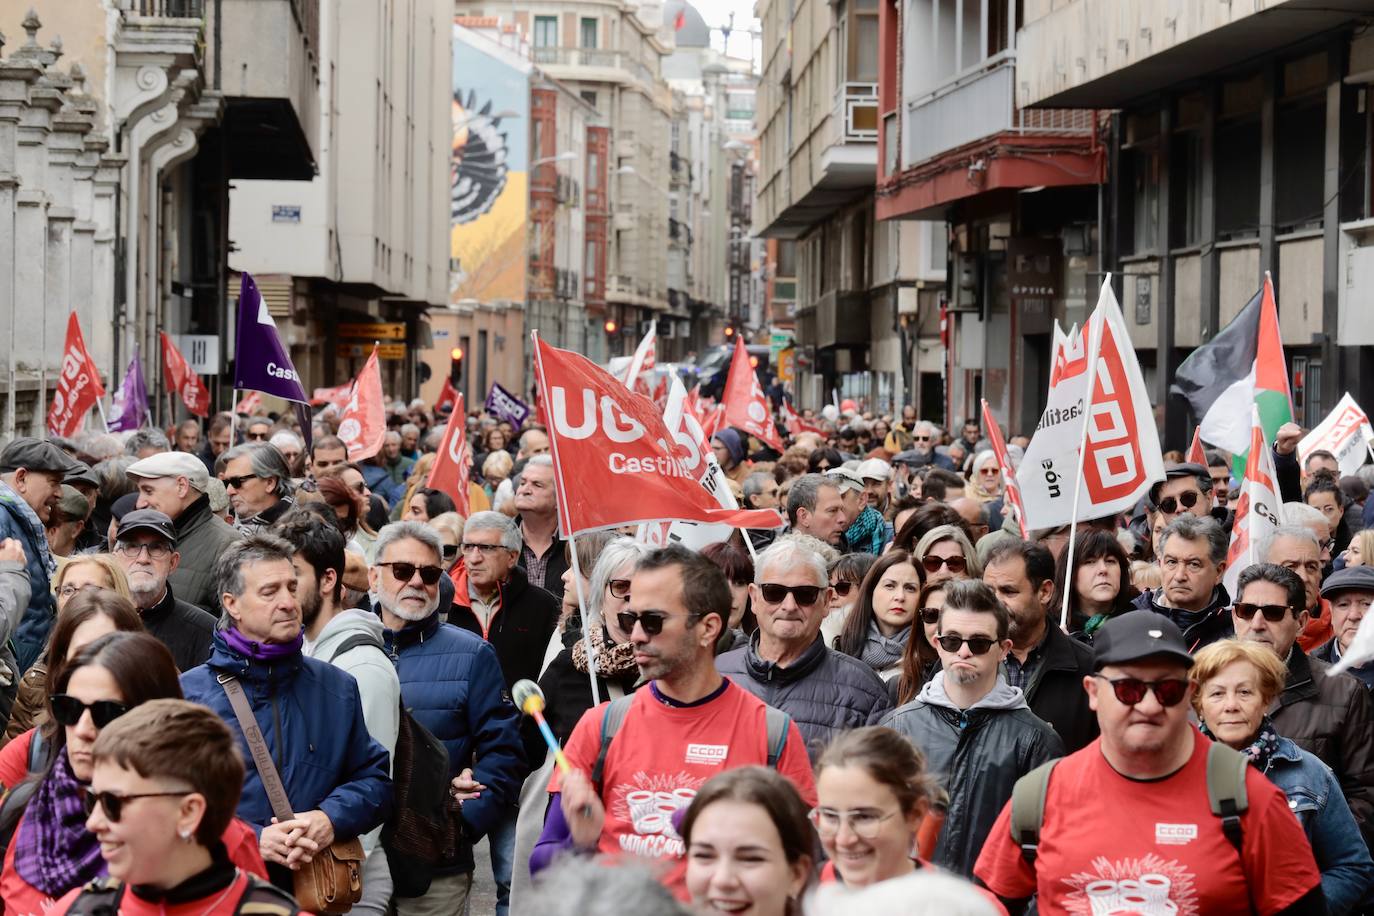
<box><xmin>111</xmin><ymin>509</ymin><xmax>216</xmax><ymax>671</ymax></box>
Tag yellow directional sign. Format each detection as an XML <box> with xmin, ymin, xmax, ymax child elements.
<box><xmin>338</xmin><ymin>322</ymin><xmax>406</xmax><ymax>340</ymax></box>
<box><xmin>337</xmin><ymin>343</ymin><xmax>406</xmax><ymax>360</ymax></box>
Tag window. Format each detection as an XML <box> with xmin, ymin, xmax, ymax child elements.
<box><xmin>1275</xmin><ymin>100</ymin><xmax>1325</xmax><ymax>232</ymax></box>
<box><xmin>1123</xmin><ymin>146</ymin><xmax>1160</xmax><ymax>255</ymax></box>
<box><xmin>534</xmin><ymin>16</ymin><xmax>558</xmax><ymax>48</ymax></box>
<box><xmin>580</xmin><ymin>17</ymin><xmax>597</xmax><ymax>48</ymax></box>
<box><xmin>1169</xmin><ymin>131</ymin><xmax>1202</xmax><ymax>248</ymax></box>
<box><xmin>1215</xmin><ymin>119</ymin><xmax>1260</xmax><ymax>239</ymax></box>
<box><xmin>776</xmin><ymin>240</ymin><xmax>797</xmax><ymax>277</ymax></box>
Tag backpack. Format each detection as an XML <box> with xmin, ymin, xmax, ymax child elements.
<box><xmin>326</xmin><ymin>634</ymin><xmax>452</xmax><ymax>898</ymax></box>
<box><xmin>590</xmin><ymin>692</ymin><xmax>792</xmax><ymax>792</ymax></box>
<box><xmin>64</xmin><ymin>873</ymin><xmax>300</xmax><ymax>916</ymax></box>
<box><xmin>1009</xmin><ymin>741</ymin><xmax>1249</xmax><ymax>865</ymax></box>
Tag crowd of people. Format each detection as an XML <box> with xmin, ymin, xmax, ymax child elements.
<box><xmin>0</xmin><ymin>391</ymin><xmax>1369</xmax><ymax>915</ymax></box>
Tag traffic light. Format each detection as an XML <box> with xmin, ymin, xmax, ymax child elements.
<box><xmin>449</xmin><ymin>346</ymin><xmax>464</xmax><ymax>384</ymax></box>
<box><xmin>724</xmin><ymin>324</ymin><xmax>736</xmax><ymax>340</ymax></box>
<box><xmin>604</xmin><ymin>318</ymin><xmax>619</xmax><ymax>335</ymax></box>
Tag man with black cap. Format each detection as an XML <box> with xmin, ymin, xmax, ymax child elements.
<box><xmin>1314</xmin><ymin>566</ymin><xmax>1374</xmax><ymax>690</ymax></box>
<box><xmin>0</xmin><ymin>437</ymin><xmax>81</xmax><ymax>671</ymax></box>
<box><xmin>975</xmin><ymin>609</ymin><xmax>1324</xmax><ymax>915</ymax></box>
<box><xmin>111</xmin><ymin>508</ymin><xmax>216</xmax><ymax>670</ymax></box>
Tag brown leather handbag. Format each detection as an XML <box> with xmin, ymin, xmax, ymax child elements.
<box><xmin>220</xmin><ymin>673</ymin><xmax>365</xmax><ymax>913</ymax></box>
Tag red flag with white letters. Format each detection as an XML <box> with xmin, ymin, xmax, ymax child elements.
<box><xmin>982</xmin><ymin>399</ymin><xmax>1027</xmax><ymax>539</ymax></box>
<box><xmin>160</xmin><ymin>333</ymin><xmax>210</xmax><ymax>418</ymax></box>
<box><xmin>48</xmin><ymin>313</ymin><xmax>106</xmax><ymax>437</ymax></box>
<box><xmin>721</xmin><ymin>337</ymin><xmax>782</xmax><ymax>451</ymax></box>
<box><xmin>426</xmin><ymin>393</ymin><xmax>471</xmax><ymax>516</ymax></box>
<box><xmin>337</xmin><ymin>347</ymin><xmax>386</xmax><ymax>460</ymax></box>
<box><xmin>532</xmin><ymin>333</ymin><xmax>784</xmax><ymax>537</ymax></box>
<box><xmin>434</xmin><ymin>377</ymin><xmax>459</xmax><ymax>414</ymax></box>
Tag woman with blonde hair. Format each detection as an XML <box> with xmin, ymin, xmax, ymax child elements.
<box><xmin>1341</xmin><ymin>528</ymin><xmax>1374</xmax><ymax>568</ymax></box>
<box><xmin>912</xmin><ymin>525</ymin><xmax>980</xmax><ymax>587</ymax></box>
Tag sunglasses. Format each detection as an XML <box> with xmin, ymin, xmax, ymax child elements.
<box><xmin>608</xmin><ymin>579</ymin><xmax>632</xmax><ymax>600</ymax></box>
<box><xmin>377</xmin><ymin>562</ymin><xmax>444</xmax><ymax>586</ymax></box>
<box><xmin>82</xmin><ymin>787</ymin><xmax>192</xmax><ymax>822</ymax></box>
<box><xmin>222</xmin><ymin>474</ymin><xmax>260</xmax><ymax>490</ymax></box>
<box><xmin>1232</xmin><ymin>602</ymin><xmax>1296</xmax><ymax>623</ymax></box>
<box><xmin>617</xmin><ymin>610</ymin><xmax>701</xmax><ymax>636</ymax></box>
<box><xmin>830</xmin><ymin>581</ymin><xmax>853</xmax><ymax>597</ymax></box>
<box><xmin>442</xmin><ymin>544</ymin><xmax>459</xmax><ymax>561</ymax></box>
<box><xmin>922</xmin><ymin>555</ymin><xmax>967</xmax><ymax>575</ymax></box>
<box><xmin>758</xmin><ymin>583</ymin><xmax>825</xmax><ymax>606</ymax></box>
<box><xmin>934</xmin><ymin>634</ymin><xmax>997</xmax><ymax>655</ymax></box>
<box><xmin>245</xmin><ymin>432</ymin><xmax>270</xmax><ymax>442</ymax></box>
<box><xmin>50</xmin><ymin>695</ymin><xmax>129</xmax><ymax>729</ymax></box>
<box><xmin>1093</xmin><ymin>675</ymin><xmax>1190</xmax><ymax>707</ymax></box>
<box><xmin>919</xmin><ymin>607</ymin><xmax>941</xmax><ymax>625</ymax></box>
<box><xmin>1156</xmin><ymin>491</ymin><xmax>1201</xmax><ymax>514</ymax></box>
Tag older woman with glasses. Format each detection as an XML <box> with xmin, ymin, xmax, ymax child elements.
<box><xmin>1192</xmin><ymin>639</ymin><xmax>1374</xmax><ymax>914</ymax></box>
<box><xmin>913</xmin><ymin>525</ymin><xmax>980</xmax><ymax>587</ymax></box>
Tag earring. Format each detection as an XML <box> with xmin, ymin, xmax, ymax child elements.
<box><xmin>179</xmin><ymin>829</ymin><xmax>192</xmax><ymax>842</ymax></box>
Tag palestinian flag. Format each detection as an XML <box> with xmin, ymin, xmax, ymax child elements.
<box><xmin>1171</xmin><ymin>273</ymin><xmax>1292</xmax><ymax>476</ymax></box>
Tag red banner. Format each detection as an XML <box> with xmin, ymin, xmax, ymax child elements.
<box><xmin>532</xmin><ymin>334</ymin><xmax>784</xmax><ymax>537</ymax></box>
<box><xmin>780</xmin><ymin>399</ymin><xmax>823</xmax><ymax>437</ymax></box>
<box><xmin>235</xmin><ymin>391</ymin><xmax>262</xmax><ymax>415</ymax></box>
<box><xmin>310</xmin><ymin>383</ymin><xmax>354</xmax><ymax>409</ymax></box>
<box><xmin>981</xmin><ymin>399</ymin><xmax>1027</xmax><ymax>539</ymax></box>
<box><xmin>426</xmin><ymin>393</ymin><xmax>471</xmax><ymax>516</ymax></box>
<box><xmin>434</xmin><ymin>377</ymin><xmax>458</xmax><ymax>414</ymax></box>
<box><xmin>1186</xmin><ymin>426</ymin><xmax>1206</xmax><ymax>466</ymax></box>
<box><xmin>159</xmin><ymin>333</ymin><xmax>210</xmax><ymax>417</ymax></box>
<box><xmin>721</xmin><ymin>337</ymin><xmax>782</xmax><ymax>451</ymax></box>
<box><xmin>48</xmin><ymin>313</ymin><xmax>106</xmax><ymax>437</ymax></box>
<box><xmin>338</xmin><ymin>348</ymin><xmax>386</xmax><ymax>460</ymax></box>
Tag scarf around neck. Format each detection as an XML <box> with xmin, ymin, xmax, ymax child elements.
<box><xmin>1200</xmin><ymin>716</ymin><xmax>1282</xmax><ymax>773</ymax></box>
<box><xmin>14</xmin><ymin>748</ymin><xmax>105</xmax><ymax>897</ymax></box>
<box><xmin>0</xmin><ymin>481</ymin><xmax>54</xmax><ymax>575</ymax></box>
<box><xmin>572</xmin><ymin>624</ymin><xmax>638</xmax><ymax>679</ymax></box>
<box><xmin>223</xmin><ymin>626</ymin><xmax>304</xmax><ymax>662</ymax></box>
<box><xmin>846</xmin><ymin>506</ymin><xmax>884</xmax><ymax>553</ymax></box>
<box><xmin>860</xmin><ymin>617</ymin><xmax>910</xmax><ymax>673</ymax></box>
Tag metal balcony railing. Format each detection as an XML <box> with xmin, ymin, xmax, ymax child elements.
<box><xmin>529</xmin><ymin>47</ymin><xmax>655</xmax><ymax>87</ymax></box>
<box><xmin>136</xmin><ymin>0</ymin><xmax>205</xmax><ymax>15</ymax></box>
<box><xmin>834</xmin><ymin>82</ymin><xmax>878</xmax><ymax>143</ymax></box>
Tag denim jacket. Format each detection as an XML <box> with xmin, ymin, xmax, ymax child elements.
<box><xmin>1264</xmin><ymin>734</ymin><xmax>1374</xmax><ymax>915</ymax></box>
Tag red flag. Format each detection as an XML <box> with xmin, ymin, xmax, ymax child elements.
<box><xmin>338</xmin><ymin>347</ymin><xmax>386</xmax><ymax>460</ymax></box>
<box><xmin>159</xmin><ymin>333</ymin><xmax>211</xmax><ymax>418</ymax></box>
<box><xmin>780</xmin><ymin>400</ymin><xmax>823</xmax><ymax>437</ymax></box>
<box><xmin>721</xmin><ymin>337</ymin><xmax>783</xmax><ymax>451</ymax></box>
<box><xmin>674</xmin><ymin>8</ymin><xmax>686</xmax><ymax>29</ymax></box>
<box><xmin>435</xmin><ymin>377</ymin><xmax>459</xmax><ymax>414</ymax></box>
<box><xmin>532</xmin><ymin>333</ymin><xmax>784</xmax><ymax>536</ymax></box>
<box><xmin>426</xmin><ymin>393</ymin><xmax>471</xmax><ymax>517</ymax></box>
<box><xmin>48</xmin><ymin>313</ymin><xmax>106</xmax><ymax>437</ymax></box>
<box><xmin>310</xmin><ymin>383</ymin><xmax>354</xmax><ymax>409</ymax></box>
<box><xmin>981</xmin><ymin>399</ymin><xmax>1027</xmax><ymax>539</ymax></box>
<box><xmin>234</xmin><ymin>391</ymin><xmax>262</xmax><ymax>415</ymax></box>
<box><xmin>1186</xmin><ymin>426</ymin><xmax>1207</xmax><ymax>466</ymax></box>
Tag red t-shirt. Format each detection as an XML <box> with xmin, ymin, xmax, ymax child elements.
<box><xmin>52</xmin><ymin>869</ymin><xmax>263</xmax><ymax>916</ymax></box>
<box><xmin>549</xmin><ymin>679</ymin><xmax>817</xmax><ymax>900</ymax></box>
<box><xmin>973</xmin><ymin>729</ymin><xmax>1321</xmax><ymax>915</ymax></box>
<box><xmin>0</xmin><ymin>729</ymin><xmax>36</xmax><ymax>791</ymax></box>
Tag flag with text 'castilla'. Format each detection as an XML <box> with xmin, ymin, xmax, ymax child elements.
<box><xmin>722</xmin><ymin>335</ymin><xmax>783</xmax><ymax>451</ymax></box>
<box><xmin>1224</xmin><ymin>404</ymin><xmax>1286</xmax><ymax>599</ymax></box>
<box><xmin>1019</xmin><ymin>278</ymin><xmax>1165</xmax><ymax>530</ymax></box>
<box><xmin>532</xmin><ymin>333</ymin><xmax>785</xmax><ymax>537</ymax></box>
<box><xmin>160</xmin><ymin>333</ymin><xmax>210</xmax><ymax>418</ymax></box>
<box><xmin>47</xmin><ymin>312</ymin><xmax>106</xmax><ymax>438</ymax></box>
<box><xmin>426</xmin><ymin>393</ymin><xmax>471</xmax><ymax>518</ymax></box>
<box><xmin>337</xmin><ymin>347</ymin><xmax>386</xmax><ymax>461</ymax></box>
<box><xmin>232</xmin><ymin>272</ymin><xmax>308</xmax><ymax>403</ymax></box>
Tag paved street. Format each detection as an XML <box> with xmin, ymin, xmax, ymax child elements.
<box><xmin>469</xmin><ymin>836</ymin><xmax>498</xmax><ymax>915</ymax></box>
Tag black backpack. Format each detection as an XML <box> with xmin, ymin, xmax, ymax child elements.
<box><xmin>64</xmin><ymin>874</ymin><xmax>299</xmax><ymax>916</ymax></box>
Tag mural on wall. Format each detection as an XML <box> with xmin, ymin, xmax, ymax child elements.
<box><xmin>451</xmin><ymin>34</ymin><xmax>528</xmax><ymax>303</ymax></box>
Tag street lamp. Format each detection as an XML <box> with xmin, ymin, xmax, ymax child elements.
<box><xmin>531</xmin><ymin>151</ymin><xmax>577</xmax><ymax>167</ymax></box>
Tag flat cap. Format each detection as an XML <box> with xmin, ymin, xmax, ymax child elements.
<box><xmin>0</xmin><ymin>438</ymin><xmax>81</xmax><ymax>475</ymax></box>
<box><xmin>1322</xmin><ymin>565</ymin><xmax>1374</xmax><ymax>599</ymax></box>
<box><xmin>64</xmin><ymin>462</ymin><xmax>99</xmax><ymax>490</ymax></box>
<box><xmin>856</xmin><ymin>458</ymin><xmax>891</xmax><ymax>482</ymax></box>
<box><xmin>126</xmin><ymin>452</ymin><xmax>209</xmax><ymax>492</ymax></box>
<box><xmin>54</xmin><ymin>485</ymin><xmax>89</xmax><ymax>520</ymax></box>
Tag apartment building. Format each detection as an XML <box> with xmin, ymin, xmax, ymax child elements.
<box><xmin>1016</xmin><ymin>0</ymin><xmax>1374</xmax><ymax>444</ymax></box>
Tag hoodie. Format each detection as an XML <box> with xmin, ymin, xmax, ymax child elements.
<box><xmin>881</xmin><ymin>672</ymin><xmax>1063</xmax><ymax>877</ymax></box>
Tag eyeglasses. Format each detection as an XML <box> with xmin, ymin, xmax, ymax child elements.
<box><xmin>245</xmin><ymin>431</ymin><xmax>270</xmax><ymax>442</ymax></box>
<box><xmin>461</xmin><ymin>542</ymin><xmax>507</xmax><ymax>557</ymax></box>
<box><xmin>114</xmin><ymin>542</ymin><xmax>172</xmax><ymax>560</ymax></box>
<box><xmin>617</xmin><ymin>610</ymin><xmax>703</xmax><ymax>636</ymax></box>
<box><xmin>921</xmin><ymin>555</ymin><xmax>967</xmax><ymax>575</ymax></box>
<box><xmin>82</xmin><ymin>787</ymin><xmax>193</xmax><ymax>823</ymax></box>
<box><xmin>57</xmin><ymin>583</ymin><xmax>104</xmax><ymax>601</ymax></box>
<box><xmin>978</xmin><ymin>467</ymin><xmax>1000</xmax><ymax>476</ymax></box>
<box><xmin>1232</xmin><ymin>602</ymin><xmax>1296</xmax><ymax>623</ymax></box>
<box><xmin>808</xmin><ymin>807</ymin><xmax>900</xmax><ymax>840</ymax></box>
<box><xmin>918</xmin><ymin>607</ymin><xmax>941</xmax><ymax>625</ymax></box>
<box><xmin>222</xmin><ymin>474</ymin><xmax>260</xmax><ymax>490</ymax></box>
<box><xmin>608</xmin><ymin>579</ymin><xmax>632</xmax><ymax>600</ymax></box>
<box><xmin>934</xmin><ymin>634</ymin><xmax>997</xmax><ymax>655</ymax></box>
<box><xmin>758</xmin><ymin>583</ymin><xmax>825</xmax><ymax>606</ymax></box>
<box><xmin>49</xmin><ymin>695</ymin><xmax>129</xmax><ymax>729</ymax></box>
<box><xmin>1156</xmin><ymin>491</ymin><xmax>1201</xmax><ymax>515</ymax></box>
<box><xmin>377</xmin><ymin>562</ymin><xmax>444</xmax><ymax>586</ymax></box>
<box><xmin>830</xmin><ymin>581</ymin><xmax>853</xmax><ymax>597</ymax></box>
<box><xmin>1092</xmin><ymin>675</ymin><xmax>1190</xmax><ymax>707</ymax></box>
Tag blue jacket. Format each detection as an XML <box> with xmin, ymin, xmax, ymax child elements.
<box><xmin>382</xmin><ymin>611</ymin><xmax>526</xmax><ymax>841</ymax></box>
<box><xmin>1264</xmin><ymin>734</ymin><xmax>1374</xmax><ymax>915</ymax></box>
<box><xmin>362</xmin><ymin>463</ymin><xmax>407</xmax><ymax>512</ymax></box>
<box><xmin>181</xmin><ymin>631</ymin><xmax>393</xmax><ymax>842</ymax></box>
<box><xmin>0</xmin><ymin>484</ymin><xmax>55</xmax><ymax>673</ymax></box>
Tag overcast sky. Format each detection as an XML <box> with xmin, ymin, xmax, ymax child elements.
<box><xmin>690</xmin><ymin>0</ymin><xmax>762</xmax><ymax>65</ymax></box>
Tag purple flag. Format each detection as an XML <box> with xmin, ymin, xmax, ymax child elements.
<box><xmin>108</xmin><ymin>347</ymin><xmax>149</xmax><ymax>432</ymax></box>
<box><xmin>233</xmin><ymin>272</ymin><xmax>308</xmax><ymax>402</ymax></box>
<box><xmin>484</xmin><ymin>381</ymin><xmax>530</xmax><ymax>431</ymax></box>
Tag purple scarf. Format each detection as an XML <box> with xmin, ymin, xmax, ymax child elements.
<box><xmin>223</xmin><ymin>626</ymin><xmax>304</xmax><ymax>661</ymax></box>
<box><xmin>14</xmin><ymin>749</ymin><xmax>106</xmax><ymax>897</ymax></box>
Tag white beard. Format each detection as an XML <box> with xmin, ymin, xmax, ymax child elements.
<box><xmin>376</xmin><ymin>587</ymin><xmax>438</xmax><ymax>622</ymax></box>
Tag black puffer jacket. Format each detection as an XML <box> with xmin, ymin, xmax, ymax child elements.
<box><xmin>717</xmin><ymin>633</ymin><xmax>892</xmax><ymax>760</ymax></box>
<box><xmin>1131</xmin><ymin>584</ymin><xmax>1233</xmax><ymax>652</ymax></box>
<box><xmin>881</xmin><ymin>675</ymin><xmax>1063</xmax><ymax>878</ymax></box>
<box><xmin>1019</xmin><ymin>623</ymin><xmax>1098</xmax><ymax>754</ymax></box>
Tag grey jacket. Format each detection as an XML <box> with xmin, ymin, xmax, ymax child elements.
<box><xmin>0</xmin><ymin>559</ymin><xmax>30</xmax><ymax>720</ymax></box>
<box><xmin>716</xmin><ymin>633</ymin><xmax>892</xmax><ymax>760</ymax></box>
<box><xmin>168</xmin><ymin>494</ymin><xmax>242</xmax><ymax>613</ymax></box>
<box><xmin>881</xmin><ymin>674</ymin><xmax>1063</xmax><ymax>877</ymax></box>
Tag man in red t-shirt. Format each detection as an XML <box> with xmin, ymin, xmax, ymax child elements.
<box><xmin>974</xmin><ymin>609</ymin><xmax>1324</xmax><ymax>916</ymax></box>
<box><xmin>530</xmin><ymin>544</ymin><xmax>815</xmax><ymax>900</ymax></box>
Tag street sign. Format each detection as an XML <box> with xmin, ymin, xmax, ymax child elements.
<box><xmin>337</xmin><ymin>342</ymin><xmax>406</xmax><ymax>360</ymax></box>
<box><xmin>338</xmin><ymin>322</ymin><xmax>406</xmax><ymax>340</ymax></box>
<box><xmin>770</xmin><ymin>332</ymin><xmax>790</xmax><ymax>363</ymax></box>
<box><xmin>174</xmin><ymin>335</ymin><xmax>220</xmax><ymax>374</ymax></box>
<box><xmin>778</xmin><ymin>347</ymin><xmax>795</xmax><ymax>383</ymax></box>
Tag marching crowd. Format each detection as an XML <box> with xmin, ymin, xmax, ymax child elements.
<box><xmin>0</xmin><ymin>391</ymin><xmax>1370</xmax><ymax>916</ymax></box>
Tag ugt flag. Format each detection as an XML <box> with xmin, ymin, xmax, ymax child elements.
<box><xmin>1224</xmin><ymin>404</ymin><xmax>1286</xmax><ymax>598</ymax></box>
<box><xmin>1299</xmin><ymin>393</ymin><xmax>1374</xmax><ymax>478</ymax></box>
<box><xmin>48</xmin><ymin>312</ymin><xmax>106</xmax><ymax>437</ymax></box>
<box><xmin>1019</xmin><ymin>277</ymin><xmax>1165</xmax><ymax>530</ymax></box>
<box><xmin>532</xmin><ymin>333</ymin><xmax>784</xmax><ymax>537</ymax></box>
<box><xmin>1172</xmin><ymin>273</ymin><xmax>1291</xmax><ymax>476</ymax></box>
<box><xmin>233</xmin><ymin>273</ymin><xmax>308</xmax><ymax>403</ymax></box>
<box><xmin>337</xmin><ymin>347</ymin><xmax>386</xmax><ymax>460</ymax></box>
<box><xmin>426</xmin><ymin>393</ymin><xmax>471</xmax><ymax>517</ymax></box>
<box><xmin>722</xmin><ymin>336</ymin><xmax>783</xmax><ymax>451</ymax></box>
<box><xmin>108</xmin><ymin>347</ymin><xmax>149</xmax><ymax>432</ymax></box>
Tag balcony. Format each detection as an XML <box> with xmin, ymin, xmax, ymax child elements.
<box><xmin>834</xmin><ymin>82</ymin><xmax>878</xmax><ymax>143</ymax></box>
<box><xmin>531</xmin><ymin>47</ymin><xmax>657</xmax><ymax>88</ymax></box>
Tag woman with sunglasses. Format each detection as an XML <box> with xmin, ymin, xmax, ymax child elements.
<box><xmin>821</xmin><ymin>553</ymin><xmax>876</xmax><ymax>647</ymax></box>
<box><xmin>681</xmin><ymin>767</ymin><xmax>814</xmax><ymax>916</ymax></box>
<box><xmin>891</xmin><ymin>582</ymin><xmax>946</xmax><ymax>705</ymax></box>
<box><xmin>1192</xmin><ymin>639</ymin><xmax>1374</xmax><ymax>914</ymax></box>
<box><xmin>834</xmin><ymin>551</ymin><xmax>923</xmax><ymax>682</ymax></box>
<box><xmin>701</xmin><ymin>541</ymin><xmax>756</xmax><ymax>653</ymax></box>
<box><xmin>963</xmin><ymin>451</ymin><xmax>1002</xmax><ymax>506</ymax></box>
<box><xmin>429</xmin><ymin>512</ymin><xmax>465</xmax><ymax>571</ymax></box>
<box><xmin>1050</xmin><ymin>528</ymin><xmax>1138</xmax><ymax>641</ymax></box>
<box><xmin>56</xmin><ymin>700</ymin><xmax>294</xmax><ymax>916</ymax></box>
<box><xmin>913</xmin><ymin>525</ymin><xmax>980</xmax><ymax>587</ymax></box>
<box><xmin>0</xmin><ymin>632</ymin><xmax>266</xmax><ymax>915</ymax></box>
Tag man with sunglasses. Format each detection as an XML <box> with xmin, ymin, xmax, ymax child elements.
<box><xmin>220</xmin><ymin>443</ymin><xmax>295</xmax><ymax>535</ymax></box>
<box><xmin>975</xmin><ymin>609</ymin><xmax>1325</xmax><ymax>915</ymax></box>
<box><xmin>1232</xmin><ymin>562</ymin><xmax>1374</xmax><ymax>851</ymax></box>
<box><xmin>883</xmin><ymin>580</ymin><xmax>1062</xmax><ymax>878</ymax></box>
<box><xmin>112</xmin><ymin>509</ymin><xmax>215</xmax><ymax>671</ymax></box>
<box><xmin>1131</xmin><ymin>515</ymin><xmax>1234</xmax><ymax>650</ymax></box>
<box><xmin>716</xmin><ymin>538</ymin><xmax>891</xmax><ymax>758</ymax></box>
<box><xmin>1146</xmin><ymin>463</ymin><xmax>1222</xmax><ymax>526</ymax></box>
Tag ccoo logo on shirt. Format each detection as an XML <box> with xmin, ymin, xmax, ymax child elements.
<box><xmin>685</xmin><ymin>744</ymin><xmax>729</xmax><ymax>765</ymax></box>
<box><xmin>1155</xmin><ymin>823</ymin><xmax>1198</xmax><ymax>845</ymax></box>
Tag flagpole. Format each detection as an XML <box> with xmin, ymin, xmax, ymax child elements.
<box><xmin>94</xmin><ymin>399</ymin><xmax>110</xmax><ymax>434</ymax></box>
<box><xmin>1059</xmin><ymin>280</ymin><xmax>1107</xmax><ymax>633</ymax></box>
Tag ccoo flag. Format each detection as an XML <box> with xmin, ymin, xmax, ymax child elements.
<box><xmin>233</xmin><ymin>273</ymin><xmax>308</xmax><ymax>403</ymax></box>
<box><xmin>337</xmin><ymin>347</ymin><xmax>386</xmax><ymax>460</ymax></box>
<box><xmin>722</xmin><ymin>336</ymin><xmax>783</xmax><ymax>451</ymax></box>
<box><xmin>48</xmin><ymin>313</ymin><xmax>106</xmax><ymax>438</ymax></box>
<box><xmin>1172</xmin><ymin>273</ymin><xmax>1291</xmax><ymax>476</ymax></box>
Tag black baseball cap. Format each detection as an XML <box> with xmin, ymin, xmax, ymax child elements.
<box><xmin>0</xmin><ymin>438</ymin><xmax>82</xmax><ymax>475</ymax></box>
<box><xmin>115</xmin><ymin>509</ymin><xmax>177</xmax><ymax>546</ymax></box>
<box><xmin>1092</xmin><ymin>610</ymin><xmax>1194</xmax><ymax>671</ymax></box>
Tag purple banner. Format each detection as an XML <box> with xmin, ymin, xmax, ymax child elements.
<box><xmin>108</xmin><ymin>347</ymin><xmax>149</xmax><ymax>432</ymax></box>
<box><xmin>232</xmin><ymin>272</ymin><xmax>308</xmax><ymax>403</ymax></box>
<box><xmin>484</xmin><ymin>381</ymin><xmax>530</xmax><ymax>431</ymax></box>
